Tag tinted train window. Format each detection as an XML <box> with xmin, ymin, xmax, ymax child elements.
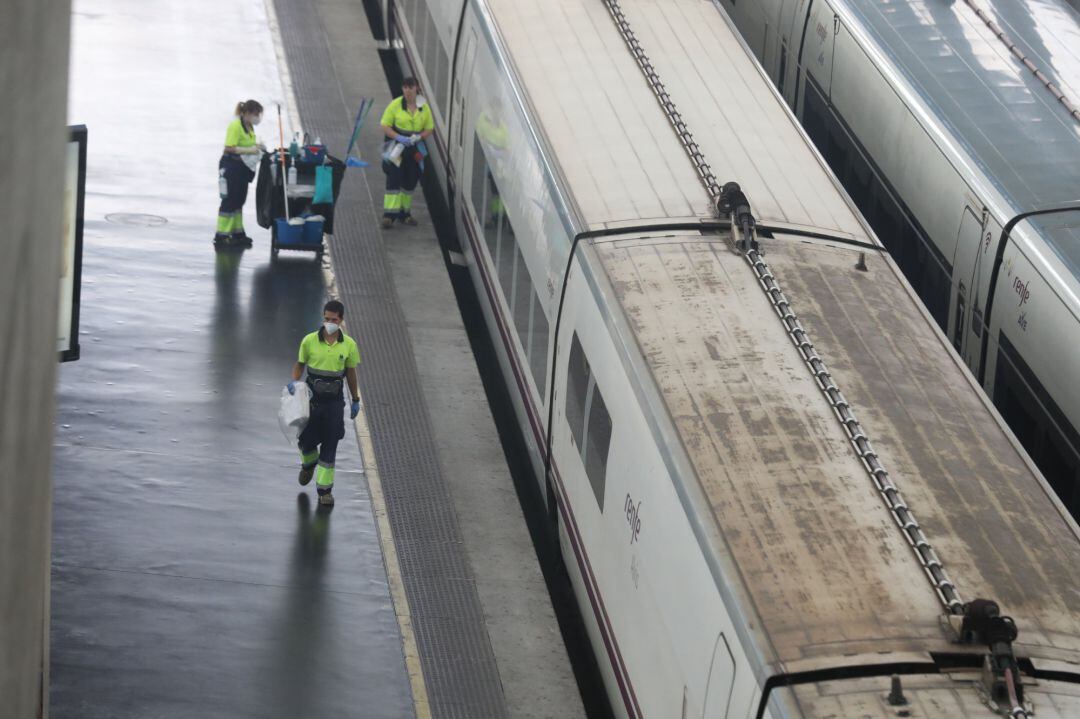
<box><xmin>584</xmin><ymin>387</ymin><xmax>612</xmax><ymax>511</ymax></box>
<box><xmin>530</xmin><ymin>298</ymin><xmax>549</xmax><ymax>393</ymax></box>
<box><xmin>497</xmin><ymin>217</ymin><xmax>515</xmax><ymax>305</ymax></box>
<box><xmin>566</xmin><ymin>334</ymin><xmax>590</xmax><ymax>449</ymax></box>
<box><xmin>436</xmin><ymin>45</ymin><xmax>450</xmax><ymax>113</ymax></box>
<box><xmin>472</xmin><ymin>131</ymin><xmax>550</xmax><ymax>394</ymax></box>
<box><xmin>471</xmin><ymin>135</ymin><xmax>487</xmax><ymax>222</ymax></box>
<box><xmin>513</xmin><ymin>243</ymin><xmax>532</xmax><ymax>363</ymax></box>
<box><xmin>778</xmin><ymin>42</ymin><xmax>788</xmax><ymax>95</ymax></box>
<box><xmin>565</xmin><ymin>333</ymin><xmax>612</xmax><ymax>510</ymax></box>
<box><xmin>994</xmin><ymin>332</ymin><xmax>1080</xmax><ymax>517</ymax></box>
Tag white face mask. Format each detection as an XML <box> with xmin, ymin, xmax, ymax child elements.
<box><xmin>324</xmin><ymin>322</ymin><xmax>340</xmax><ymax>335</ymax></box>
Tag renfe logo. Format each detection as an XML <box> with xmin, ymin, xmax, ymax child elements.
<box><xmin>1013</xmin><ymin>276</ymin><xmax>1031</xmax><ymax>306</ymax></box>
<box><xmin>624</xmin><ymin>493</ymin><xmax>642</xmax><ymax>544</ymax></box>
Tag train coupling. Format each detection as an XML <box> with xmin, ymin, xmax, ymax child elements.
<box><xmin>717</xmin><ymin>182</ymin><xmax>758</xmax><ymax>253</ymax></box>
<box><xmin>947</xmin><ymin>598</ymin><xmax>1027</xmax><ymax>713</ymax></box>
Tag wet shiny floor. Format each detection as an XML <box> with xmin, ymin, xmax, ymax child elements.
<box><xmin>51</xmin><ymin>1</ymin><xmax>413</xmax><ymax>716</ymax></box>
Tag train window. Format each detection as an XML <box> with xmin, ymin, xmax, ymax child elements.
<box><xmin>584</xmin><ymin>385</ymin><xmax>612</xmax><ymax>511</ymax></box>
<box><xmin>802</xmin><ymin>77</ymin><xmax>829</xmax><ymax>152</ymax></box>
<box><xmin>952</xmin><ymin>289</ymin><xmax>966</xmax><ymax>351</ymax></box>
<box><xmin>497</xmin><ymin>215</ymin><xmax>515</xmax><ymax>304</ymax></box>
<box><xmin>994</xmin><ymin>333</ymin><xmax>1080</xmax><ymax>517</ymax></box>
<box><xmin>566</xmin><ymin>333</ymin><xmax>590</xmax><ymax>449</ymax></box>
<box><xmin>436</xmin><ymin>45</ymin><xmax>450</xmax><ymax>114</ymax></box>
<box><xmin>471</xmin><ymin>135</ymin><xmax>488</xmax><ymax>222</ymax></box>
<box><xmin>778</xmin><ymin>42</ymin><xmax>788</xmax><ymax>95</ymax></box>
<box><xmin>530</xmin><ymin>294</ymin><xmax>549</xmax><ymax>393</ymax></box>
<box><xmin>412</xmin><ymin>1</ymin><xmax>427</xmax><ymax>51</ymax></box>
<box><xmin>424</xmin><ymin>13</ymin><xmax>441</xmax><ymax>101</ymax></box>
<box><xmin>486</xmin><ymin>210</ymin><xmax>501</xmax><ymax>276</ymax></box>
<box><xmin>565</xmin><ymin>332</ymin><xmax>610</xmax><ymax>511</ymax></box>
<box><xmin>472</xmin><ymin>129</ymin><xmax>551</xmax><ymax>396</ymax></box>
<box><xmin>513</xmin><ymin>242</ymin><xmax>532</xmax><ymax>356</ymax></box>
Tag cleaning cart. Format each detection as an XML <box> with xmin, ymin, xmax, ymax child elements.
<box><xmin>255</xmin><ymin>144</ymin><xmax>345</xmax><ymax>259</ymax></box>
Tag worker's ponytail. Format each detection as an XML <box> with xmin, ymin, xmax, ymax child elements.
<box><xmin>235</xmin><ymin>99</ymin><xmax>264</xmax><ymax>132</ymax></box>
<box><xmin>235</xmin><ymin>99</ymin><xmax>264</xmax><ymax>117</ymax></box>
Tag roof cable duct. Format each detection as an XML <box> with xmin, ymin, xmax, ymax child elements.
<box><xmin>598</xmin><ymin>0</ymin><xmax>724</xmax><ymax>205</ymax></box>
<box><xmin>960</xmin><ymin>0</ymin><xmax>1080</xmax><ymax>123</ymax></box>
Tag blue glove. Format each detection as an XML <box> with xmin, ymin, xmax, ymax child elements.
<box><xmin>394</xmin><ymin>134</ymin><xmax>410</xmax><ymax>144</ymax></box>
<box><xmin>350</xmin><ymin>400</ymin><xmax>361</xmax><ymax>419</ymax></box>
<box><xmin>287</xmin><ymin>380</ymin><xmax>298</xmax><ymax>395</ymax></box>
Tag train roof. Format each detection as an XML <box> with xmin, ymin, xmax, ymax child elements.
<box><xmin>834</xmin><ymin>0</ymin><xmax>1080</xmax><ymax>280</ymax></box>
<box><xmin>486</xmin><ymin>0</ymin><xmax>869</xmax><ymax>240</ymax></box>
<box><xmin>478</xmin><ymin>0</ymin><xmax>1080</xmax><ymax>711</ymax></box>
<box><xmin>595</xmin><ymin>228</ymin><xmax>1080</xmax><ymax>713</ymax></box>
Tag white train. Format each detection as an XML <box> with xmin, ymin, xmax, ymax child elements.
<box><xmin>383</xmin><ymin>0</ymin><xmax>1080</xmax><ymax>716</ymax></box>
<box><xmin>716</xmin><ymin>0</ymin><xmax>1080</xmax><ymax>519</ymax></box>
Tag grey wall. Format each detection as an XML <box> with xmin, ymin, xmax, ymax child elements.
<box><xmin>0</xmin><ymin>1</ymin><xmax>72</xmax><ymax>716</ymax></box>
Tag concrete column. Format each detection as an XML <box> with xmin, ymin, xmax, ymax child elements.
<box><xmin>0</xmin><ymin>1</ymin><xmax>72</xmax><ymax>716</ymax></box>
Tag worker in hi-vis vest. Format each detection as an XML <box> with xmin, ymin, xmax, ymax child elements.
<box><xmin>379</xmin><ymin>76</ymin><xmax>434</xmax><ymax>229</ymax></box>
<box><xmin>216</xmin><ymin>99</ymin><xmax>265</xmax><ymax>248</ymax></box>
<box><xmin>287</xmin><ymin>300</ymin><xmax>361</xmax><ymax>507</ymax></box>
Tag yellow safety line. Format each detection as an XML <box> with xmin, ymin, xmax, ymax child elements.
<box><xmin>321</xmin><ymin>252</ymin><xmax>431</xmax><ymax>719</ymax></box>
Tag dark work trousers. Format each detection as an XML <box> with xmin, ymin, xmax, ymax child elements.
<box><xmin>382</xmin><ymin>147</ymin><xmax>422</xmax><ymax>220</ymax></box>
<box><xmin>298</xmin><ymin>397</ymin><xmax>345</xmax><ymax>493</ymax></box>
<box><xmin>217</xmin><ymin>154</ymin><xmax>255</xmax><ymax>238</ymax></box>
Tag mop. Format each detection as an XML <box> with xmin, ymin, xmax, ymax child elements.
<box><xmin>345</xmin><ymin>97</ymin><xmax>374</xmax><ymax>168</ymax></box>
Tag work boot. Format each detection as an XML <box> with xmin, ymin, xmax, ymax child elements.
<box><xmin>381</xmin><ymin>217</ymin><xmax>394</xmax><ymax>229</ymax></box>
<box><xmin>402</xmin><ymin>215</ymin><xmax>417</xmax><ymax>226</ymax></box>
<box><xmin>318</xmin><ymin>491</ymin><xmax>335</xmax><ymax>507</ymax></box>
<box><xmin>298</xmin><ymin>465</ymin><xmax>315</xmax><ymax>486</ymax></box>
<box><xmin>231</xmin><ymin>233</ymin><xmax>254</xmax><ymax>248</ymax></box>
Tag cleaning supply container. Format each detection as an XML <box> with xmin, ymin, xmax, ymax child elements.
<box><xmin>303</xmin><ymin>215</ymin><xmax>325</xmax><ymax>244</ymax></box>
<box><xmin>275</xmin><ymin>217</ymin><xmax>306</xmax><ymax>245</ymax></box>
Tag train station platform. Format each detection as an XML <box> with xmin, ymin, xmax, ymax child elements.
<box><xmin>51</xmin><ymin>0</ymin><xmax>584</xmax><ymax>717</ymax></box>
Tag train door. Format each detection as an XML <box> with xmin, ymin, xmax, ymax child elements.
<box><xmin>951</xmin><ymin>204</ymin><xmax>988</xmax><ymax>367</ymax></box>
<box><xmin>451</xmin><ymin>28</ymin><xmax>477</xmax><ymax>165</ymax></box>
<box><xmin>795</xmin><ymin>0</ymin><xmax>837</xmax><ymax>112</ymax></box>
<box><xmin>773</xmin><ymin>0</ymin><xmax>797</xmax><ymax>101</ymax></box>
<box><xmin>702</xmin><ymin>633</ymin><xmax>735</xmax><ymax>718</ymax></box>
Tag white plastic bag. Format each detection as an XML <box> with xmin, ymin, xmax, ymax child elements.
<box><xmin>383</xmin><ymin>141</ymin><xmax>404</xmax><ymax>166</ymax></box>
<box><xmin>278</xmin><ymin>383</ymin><xmax>311</xmax><ymax>443</ymax></box>
<box><xmin>241</xmin><ymin>149</ymin><xmax>261</xmax><ymax>173</ymax></box>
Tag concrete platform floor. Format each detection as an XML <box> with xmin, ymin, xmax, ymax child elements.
<box><xmin>51</xmin><ymin>0</ymin><xmax>583</xmax><ymax>717</ymax></box>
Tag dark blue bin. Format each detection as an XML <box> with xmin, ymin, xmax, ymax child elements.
<box><xmin>275</xmin><ymin>218</ymin><xmax>305</xmax><ymax>244</ymax></box>
<box><xmin>303</xmin><ymin>217</ymin><xmax>325</xmax><ymax>244</ymax></box>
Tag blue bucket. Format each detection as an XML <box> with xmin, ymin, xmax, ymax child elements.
<box><xmin>275</xmin><ymin>217</ymin><xmax>305</xmax><ymax>244</ymax></box>
<box><xmin>303</xmin><ymin>216</ymin><xmax>325</xmax><ymax>244</ymax></box>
